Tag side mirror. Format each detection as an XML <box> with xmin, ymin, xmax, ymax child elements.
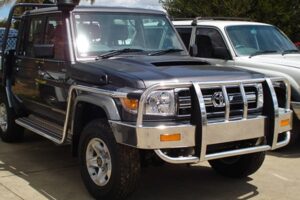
<box><xmin>34</xmin><ymin>44</ymin><xmax>54</xmax><ymax>59</ymax></box>
<box><xmin>189</xmin><ymin>44</ymin><xmax>198</xmax><ymax>57</ymax></box>
<box><xmin>213</xmin><ymin>47</ymin><xmax>231</xmax><ymax>60</ymax></box>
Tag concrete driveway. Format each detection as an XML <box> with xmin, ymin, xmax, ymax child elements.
<box><xmin>0</xmin><ymin>132</ymin><xmax>300</xmax><ymax>200</ymax></box>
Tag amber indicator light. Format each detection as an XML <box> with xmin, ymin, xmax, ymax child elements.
<box><xmin>160</xmin><ymin>133</ymin><xmax>181</xmax><ymax>142</ymax></box>
<box><xmin>280</xmin><ymin>119</ymin><xmax>290</xmax><ymax>127</ymax></box>
<box><xmin>121</xmin><ymin>98</ymin><xmax>138</xmax><ymax>111</ymax></box>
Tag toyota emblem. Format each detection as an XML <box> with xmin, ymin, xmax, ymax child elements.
<box><xmin>212</xmin><ymin>92</ymin><xmax>225</xmax><ymax>108</ymax></box>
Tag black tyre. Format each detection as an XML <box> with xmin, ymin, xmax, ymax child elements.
<box><xmin>208</xmin><ymin>152</ymin><xmax>266</xmax><ymax>178</ymax></box>
<box><xmin>289</xmin><ymin>114</ymin><xmax>300</xmax><ymax>145</ymax></box>
<box><xmin>79</xmin><ymin>119</ymin><xmax>141</xmax><ymax>200</ymax></box>
<box><xmin>0</xmin><ymin>91</ymin><xmax>24</xmax><ymax>142</ymax></box>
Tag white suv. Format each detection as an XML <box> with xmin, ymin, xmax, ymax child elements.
<box><xmin>173</xmin><ymin>18</ymin><xmax>300</xmax><ymax>139</ymax></box>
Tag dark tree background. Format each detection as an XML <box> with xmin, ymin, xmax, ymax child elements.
<box><xmin>1</xmin><ymin>0</ymin><xmax>300</xmax><ymax>41</ymax></box>
<box><xmin>161</xmin><ymin>0</ymin><xmax>300</xmax><ymax>41</ymax></box>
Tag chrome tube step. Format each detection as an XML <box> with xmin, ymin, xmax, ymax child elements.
<box><xmin>15</xmin><ymin>115</ymin><xmax>71</xmax><ymax>144</ymax></box>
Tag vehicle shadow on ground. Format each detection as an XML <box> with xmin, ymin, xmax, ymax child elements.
<box><xmin>0</xmin><ymin>132</ymin><xmax>88</xmax><ymax>200</ymax></box>
<box><xmin>130</xmin><ymin>165</ymin><xmax>258</xmax><ymax>200</ymax></box>
<box><xmin>0</xmin><ymin>132</ymin><xmax>259</xmax><ymax>200</ymax></box>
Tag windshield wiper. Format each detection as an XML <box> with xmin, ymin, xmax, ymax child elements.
<box><xmin>282</xmin><ymin>49</ymin><xmax>299</xmax><ymax>55</ymax></box>
<box><xmin>249</xmin><ymin>50</ymin><xmax>278</xmax><ymax>58</ymax></box>
<box><xmin>148</xmin><ymin>48</ymin><xmax>184</xmax><ymax>56</ymax></box>
<box><xmin>97</xmin><ymin>48</ymin><xmax>145</xmax><ymax>59</ymax></box>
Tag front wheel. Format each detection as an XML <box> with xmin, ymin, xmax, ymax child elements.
<box><xmin>289</xmin><ymin>114</ymin><xmax>300</xmax><ymax>145</ymax></box>
<box><xmin>208</xmin><ymin>152</ymin><xmax>266</xmax><ymax>178</ymax></box>
<box><xmin>79</xmin><ymin>119</ymin><xmax>141</xmax><ymax>200</ymax></box>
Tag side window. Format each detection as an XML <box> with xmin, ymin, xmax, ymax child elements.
<box><xmin>176</xmin><ymin>27</ymin><xmax>192</xmax><ymax>49</ymax></box>
<box><xmin>196</xmin><ymin>28</ymin><xmax>229</xmax><ymax>59</ymax></box>
<box><xmin>17</xmin><ymin>18</ymin><xmax>28</xmax><ymax>55</ymax></box>
<box><xmin>45</xmin><ymin>14</ymin><xmax>66</xmax><ymax>60</ymax></box>
<box><xmin>25</xmin><ymin>17</ymin><xmax>45</xmax><ymax>57</ymax></box>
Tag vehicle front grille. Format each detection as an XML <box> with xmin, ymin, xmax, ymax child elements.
<box><xmin>177</xmin><ymin>84</ymin><xmax>263</xmax><ymax>121</ymax></box>
<box><xmin>177</xmin><ymin>89</ymin><xmax>192</xmax><ymax>116</ymax></box>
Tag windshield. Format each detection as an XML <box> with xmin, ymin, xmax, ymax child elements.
<box><xmin>226</xmin><ymin>25</ymin><xmax>298</xmax><ymax>56</ymax></box>
<box><xmin>73</xmin><ymin>12</ymin><xmax>184</xmax><ymax>58</ymax></box>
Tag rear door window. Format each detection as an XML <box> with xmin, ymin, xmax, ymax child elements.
<box><xmin>196</xmin><ymin>27</ymin><xmax>228</xmax><ymax>58</ymax></box>
<box><xmin>176</xmin><ymin>27</ymin><xmax>192</xmax><ymax>49</ymax></box>
<box><xmin>45</xmin><ymin>14</ymin><xmax>66</xmax><ymax>60</ymax></box>
<box><xmin>25</xmin><ymin>17</ymin><xmax>45</xmax><ymax>57</ymax></box>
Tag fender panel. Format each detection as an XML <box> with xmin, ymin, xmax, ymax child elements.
<box><xmin>235</xmin><ymin>65</ymin><xmax>300</xmax><ymax>101</ymax></box>
<box><xmin>74</xmin><ymin>94</ymin><xmax>121</xmax><ymax>121</ymax></box>
<box><xmin>69</xmin><ymin>93</ymin><xmax>124</xmax><ymax>156</ymax></box>
<box><xmin>70</xmin><ymin>93</ymin><xmax>122</xmax><ymax>156</ymax></box>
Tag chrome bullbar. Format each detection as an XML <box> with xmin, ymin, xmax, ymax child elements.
<box><xmin>109</xmin><ymin>77</ymin><xmax>292</xmax><ymax>164</ymax></box>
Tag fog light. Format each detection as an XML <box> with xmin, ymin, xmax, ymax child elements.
<box><xmin>160</xmin><ymin>133</ymin><xmax>181</xmax><ymax>142</ymax></box>
<box><xmin>280</xmin><ymin>119</ymin><xmax>290</xmax><ymax>127</ymax></box>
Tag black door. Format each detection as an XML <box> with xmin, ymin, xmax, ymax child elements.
<box><xmin>13</xmin><ymin>13</ymin><xmax>68</xmax><ymax>125</ymax></box>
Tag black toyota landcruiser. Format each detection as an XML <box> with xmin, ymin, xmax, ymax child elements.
<box><xmin>0</xmin><ymin>1</ymin><xmax>293</xmax><ymax>200</ymax></box>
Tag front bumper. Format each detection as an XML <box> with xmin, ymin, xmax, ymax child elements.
<box><xmin>110</xmin><ymin>108</ymin><xmax>292</xmax><ymax>163</ymax></box>
<box><xmin>110</xmin><ymin>78</ymin><xmax>293</xmax><ymax>164</ymax></box>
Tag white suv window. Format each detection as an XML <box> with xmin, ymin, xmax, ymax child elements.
<box><xmin>196</xmin><ymin>28</ymin><xmax>227</xmax><ymax>58</ymax></box>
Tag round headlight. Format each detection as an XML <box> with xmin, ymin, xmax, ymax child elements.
<box><xmin>145</xmin><ymin>90</ymin><xmax>176</xmax><ymax>116</ymax></box>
